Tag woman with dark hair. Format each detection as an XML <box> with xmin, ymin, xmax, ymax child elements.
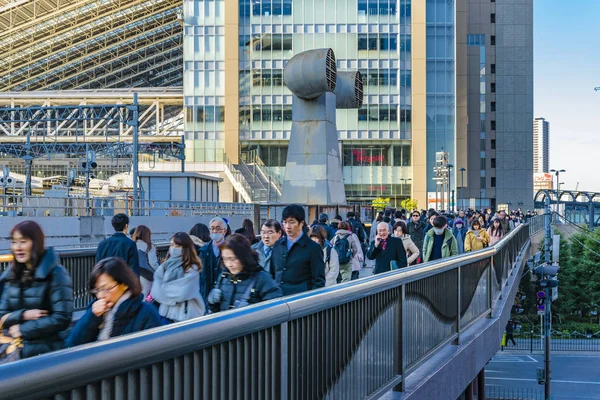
<box><xmin>309</xmin><ymin>226</ymin><xmax>340</xmax><ymax>287</ymax></box>
<box><xmin>207</xmin><ymin>234</ymin><xmax>281</xmax><ymax>313</ymax></box>
<box><xmin>464</xmin><ymin>219</ymin><xmax>490</xmax><ymax>252</ymax></box>
<box><xmin>189</xmin><ymin>223</ymin><xmax>211</xmax><ymax>255</ymax></box>
<box><xmin>132</xmin><ymin>225</ymin><xmax>159</xmax><ymax>295</ymax></box>
<box><xmin>487</xmin><ymin>218</ymin><xmax>505</xmax><ymax>246</ymax></box>
<box><xmin>150</xmin><ymin>232</ymin><xmax>206</xmax><ymax>322</ymax></box>
<box><xmin>0</xmin><ymin>221</ymin><xmax>73</xmax><ymax>358</ymax></box>
<box><xmin>234</xmin><ymin>219</ymin><xmax>259</xmax><ymax>245</ymax></box>
<box><xmin>392</xmin><ymin>220</ymin><xmax>420</xmax><ymax>265</ymax></box>
<box><xmin>67</xmin><ymin>258</ymin><xmax>162</xmax><ymax>346</ymax></box>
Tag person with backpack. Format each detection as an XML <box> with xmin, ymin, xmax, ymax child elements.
<box><xmin>132</xmin><ymin>225</ymin><xmax>160</xmax><ymax>296</ymax></box>
<box><xmin>331</xmin><ymin>222</ymin><xmax>364</xmax><ymax>283</ymax></box>
<box><xmin>207</xmin><ymin>234</ymin><xmax>281</xmax><ymax>313</ymax></box>
<box><xmin>309</xmin><ymin>226</ymin><xmax>340</xmax><ymax>287</ymax></box>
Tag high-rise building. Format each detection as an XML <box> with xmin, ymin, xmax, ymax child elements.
<box><xmin>458</xmin><ymin>0</ymin><xmax>534</xmax><ymax>211</ymax></box>
<box><xmin>181</xmin><ymin>0</ymin><xmax>533</xmax><ymax>210</ymax></box>
<box><xmin>533</xmin><ymin>117</ymin><xmax>550</xmax><ymax>174</ymax></box>
<box><xmin>182</xmin><ymin>0</ymin><xmax>458</xmax><ymax>208</ymax></box>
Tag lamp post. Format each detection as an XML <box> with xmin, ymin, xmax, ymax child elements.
<box><xmin>459</xmin><ymin>167</ymin><xmax>466</xmax><ymax>211</ymax></box>
<box><xmin>446</xmin><ymin>164</ymin><xmax>454</xmax><ymax>212</ymax></box>
<box><xmin>400</xmin><ymin>178</ymin><xmax>412</xmax><ymax>201</ymax></box>
<box><xmin>550</xmin><ymin>168</ymin><xmax>566</xmax><ymax>213</ymax></box>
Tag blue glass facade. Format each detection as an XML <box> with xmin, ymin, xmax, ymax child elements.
<box><xmin>425</xmin><ymin>0</ymin><xmax>455</xmax><ymax>193</ymax></box>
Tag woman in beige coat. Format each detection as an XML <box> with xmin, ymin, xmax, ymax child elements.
<box><xmin>393</xmin><ymin>221</ymin><xmax>420</xmax><ymax>265</ymax></box>
<box><xmin>464</xmin><ymin>219</ymin><xmax>491</xmax><ymax>252</ymax></box>
<box><xmin>331</xmin><ymin>222</ymin><xmax>364</xmax><ymax>283</ymax></box>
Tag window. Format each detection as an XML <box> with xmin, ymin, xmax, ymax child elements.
<box><xmin>491</xmin><ymin>158</ymin><xmax>496</xmax><ymax>169</ymax></box>
<box><xmin>480</xmin><ymin>177</ymin><xmax>486</xmax><ymax>189</ymax></box>
<box><xmin>368</xmin><ymin>35</ymin><xmax>378</xmax><ymax>50</ymax></box>
<box><xmin>491</xmin><ymin>177</ymin><xmax>496</xmax><ymax>187</ymax></box>
<box><xmin>491</xmin><ymin>120</ymin><xmax>496</xmax><ymax>131</ymax></box>
<box><xmin>491</xmin><ymin>64</ymin><xmax>496</xmax><ymax>74</ymax></box>
<box><xmin>490</xmin><ymin>35</ymin><xmax>496</xmax><ymax>45</ymax></box>
<box><xmin>491</xmin><ymin>13</ymin><xmax>495</xmax><ymax>23</ymax></box>
<box><xmin>358</xmin><ymin>34</ymin><xmax>368</xmax><ymax>50</ymax></box>
<box><xmin>342</xmin><ymin>145</ymin><xmax>390</xmax><ymax>166</ymax></box>
<box><xmin>252</xmin><ymin>0</ymin><xmax>293</xmax><ymax>16</ymax></box>
<box><xmin>481</xmin><ymin>158</ymin><xmax>486</xmax><ymax>170</ymax></box>
<box><xmin>392</xmin><ymin>144</ymin><xmax>411</xmax><ymax>166</ymax></box>
<box><xmin>357</xmin><ymin>105</ymin><xmax>399</xmax><ymax>122</ymax></box>
<box><xmin>252</xmin><ymin>69</ymin><xmax>285</xmax><ymax>87</ymax></box>
<box><xmin>491</xmin><ymin>101</ymin><xmax>496</xmax><ymax>112</ymax></box>
<box><xmin>491</xmin><ymin>83</ymin><xmax>496</xmax><ymax>93</ymax></box>
<box><xmin>491</xmin><ymin>139</ymin><xmax>496</xmax><ymax>149</ymax></box>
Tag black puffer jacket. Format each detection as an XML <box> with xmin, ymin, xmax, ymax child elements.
<box><xmin>0</xmin><ymin>248</ymin><xmax>73</xmax><ymax>358</ymax></box>
<box><xmin>208</xmin><ymin>269</ymin><xmax>282</xmax><ymax>313</ymax></box>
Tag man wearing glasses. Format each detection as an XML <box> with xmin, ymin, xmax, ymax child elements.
<box><xmin>407</xmin><ymin>211</ymin><xmax>425</xmax><ymax>258</ymax></box>
<box><xmin>198</xmin><ymin>217</ymin><xmax>228</xmax><ymax>301</ymax></box>
<box><xmin>252</xmin><ymin>219</ymin><xmax>283</xmax><ymax>276</ymax></box>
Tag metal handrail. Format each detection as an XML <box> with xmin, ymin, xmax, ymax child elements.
<box><xmin>0</xmin><ymin>222</ymin><xmax>532</xmax><ymax>399</ymax></box>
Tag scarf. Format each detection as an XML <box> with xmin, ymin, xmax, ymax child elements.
<box><xmin>98</xmin><ymin>291</ymin><xmax>131</xmax><ymax>341</ymax></box>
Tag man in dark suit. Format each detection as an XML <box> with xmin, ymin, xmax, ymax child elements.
<box><xmin>366</xmin><ymin>222</ymin><xmax>408</xmax><ymax>274</ymax></box>
<box><xmin>252</xmin><ymin>219</ymin><xmax>282</xmax><ymax>273</ymax></box>
<box><xmin>96</xmin><ymin>213</ymin><xmax>140</xmax><ymax>275</ymax></box>
<box><xmin>271</xmin><ymin>204</ymin><xmax>325</xmax><ymax>296</ymax></box>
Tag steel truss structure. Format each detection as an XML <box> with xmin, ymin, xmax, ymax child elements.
<box><xmin>0</xmin><ymin>0</ymin><xmax>182</xmax><ymax>91</ymax></box>
<box><xmin>534</xmin><ymin>190</ymin><xmax>600</xmax><ymax>229</ymax></box>
<box><xmin>0</xmin><ymin>99</ymin><xmax>184</xmax><ymax>195</ymax></box>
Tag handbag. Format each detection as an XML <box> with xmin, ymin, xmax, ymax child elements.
<box><xmin>0</xmin><ymin>313</ymin><xmax>23</xmax><ymax>364</ymax></box>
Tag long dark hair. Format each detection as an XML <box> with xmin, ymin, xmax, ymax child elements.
<box><xmin>218</xmin><ymin>234</ymin><xmax>260</xmax><ymax>274</ymax></box>
<box><xmin>89</xmin><ymin>257</ymin><xmax>142</xmax><ymax>297</ymax></box>
<box><xmin>189</xmin><ymin>223</ymin><xmax>211</xmax><ymax>243</ymax></box>
<box><xmin>132</xmin><ymin>225</ymin><xmax>152</xmax><ymax>253</ymax></box>
<box><xmin>169</xmin><ymin>232</ymin><xmax>202</xmax><ymax>272</ymax></box>
<box><xmin>236</xmin><ymin>219</ymin><xmax>256</xmax><ymax>243</ymax></box>
<box><xmin>489</xmin><ymin>219</ymin><xmax>504</xmax><ymax>237</ymax></box>
<box><xmin>9</xmin><ymin>221</ymin><xmax>46</xmax><ymax>283</ymax></box>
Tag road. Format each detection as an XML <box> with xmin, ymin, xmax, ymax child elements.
<box><xmin>486</xmin><ymin>353</ymin><xmax>600</xmax><ymax>399</ymax></box>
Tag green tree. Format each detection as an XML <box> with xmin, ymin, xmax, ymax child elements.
<box><xmin>400</xmin><ymin>198</ymin><xmax>418</xmax><ymax>212</ymax></box>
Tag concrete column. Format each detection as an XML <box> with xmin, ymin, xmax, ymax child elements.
<box><xmin>477</xmin><ymin>368</ymin><xmax>486</xmax><ymax>400</ymax></box>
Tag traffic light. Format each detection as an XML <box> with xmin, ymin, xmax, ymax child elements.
<box><xmin>534</xmin><ymin>263</ymin><xmax>560</xmax><ymax>289</ymax></box>
<box><xmin>536</xmin><ymin>291</ymin><xmax>546</xmax><ymax>314</ymax></box>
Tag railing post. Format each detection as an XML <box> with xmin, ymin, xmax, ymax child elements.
<box><xmin>530</xmin><ymin>330</ymin><xmax>533</xmax><ymax>353</ymax></box>
<box><xmin>456</xmin><ymin>267</ymin><xmax>462</xmax><ymax>344</ymax></box>
<box><xmin>487</xmin><ymin>255</ymin><xmax>493</xmax><ymax>316</ymax></box>
<box><xmin>280</xmin><ymin>322</ymin><xmax>289</xmax><ymax>400</ymax></box>
<box><xmin>394</xmin><ymin>284</ymin><xmax>406</xmax><ymax>392</ymax></box>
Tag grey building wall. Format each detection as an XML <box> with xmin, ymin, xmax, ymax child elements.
<box><xmin>495</xmin><ymin>0</ymin><xmax>534</xmax><ymax>209</ymax></box>
<box><xmin>464</xmin><ymin>0</ymin><xmax>533</xmax><ymax>210</ymax></box>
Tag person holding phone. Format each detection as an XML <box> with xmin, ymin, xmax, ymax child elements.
<box><xmin>464</xmin><ymin>219</ymin><xmax>490</xmax><ymax>252</ymax></box>
<box><xmin>366</xmin><ymin>222</ymin><xmax>408</xmax><ymax>274</ymax></box>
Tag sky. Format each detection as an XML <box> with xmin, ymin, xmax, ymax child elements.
<box><xmin>534</xmin><ymin>0</ymin><xmax>600</xmax><ymax>191</ymax></box>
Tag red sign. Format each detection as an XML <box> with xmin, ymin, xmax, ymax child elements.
<box><xmin>353</xmin><ymin>149</ymin><xmax>385</xmax><ymax>164</ymax></box>
<box><xmin>369</xmin><ymin>186</ymin><xmax>388</xmax><ymax>191</ymax></box>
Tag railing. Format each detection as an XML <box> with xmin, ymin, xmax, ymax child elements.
<box><xmin>507</xmin><ymin>329</ymin><xmax>600</xmax><ymax>352</ymax></box>
<box><xmin>528</xmin><ymin>215</ymin><xmax>544</xmax><ymax>236</ymax></box>
<box><xmin>0</xmin><ymin>222</ymin><xmax>532</xmax><ymax>400</ymax></box>
<box><xmin>0</xmin><ymin>195</ymin><xmax>256</xmax><ymax>217</ymax></box>
<box><xmin>485</xmin><ymin>386</ymin><xmax>544</xmax><ymax>400</ymax></box>
<box><xmin>0</xmin><ymin>244</ymin><xmax>170</xmax><ymax>311</ymax></box>
<box><xmin>223</xmin><ymin>156</ymin><xmax>253</xmax><ymax>203</ymax></box>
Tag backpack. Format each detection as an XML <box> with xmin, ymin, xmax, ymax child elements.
<box><xmin>333</xmin><ymin>235</ymin><xmax>353</xmax><ymax>264</ymax></box>
<box><xmin>138</xmin><ymin>249</ymin><xmax>155</xmax><ymax>281</ymax></box>
<box><xmin>350</xmin><ymin>219</ymin><xmax>365</xmax><ymax>243</ymax></box>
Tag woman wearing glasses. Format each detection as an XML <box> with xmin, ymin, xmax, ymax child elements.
<box><xmin>67</xmin><ymin>257</ymin><xmax>162</xmax><ymax>346</ymax></box>
<box><xmin>207</xmin><ymin>234</ymin><xmax>281</xmax><ymax>313</ymax></box>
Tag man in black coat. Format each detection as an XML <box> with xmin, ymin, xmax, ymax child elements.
<box><xmin>271</xmin><ymin>204</ymin><xmax>325</xmax><ymax>296</ymax></box>
<box><xmin>407</xmin><ymin>211</ymin><xmax>425</xmax><ymax>254</ymax></box>
<box><xmin>366</xmin><ymin>222</ymin><xmax>408</xmax><ymax>274</ymax></box>
<box><xmin>96</xmin><ymin>213</ymin><xmax>140</xmax><ymax>276</ymax></box>
<box><xmin>198</xmin><ymin>217</ymin><xmax>228</xmax><ymax>301</ymax></box>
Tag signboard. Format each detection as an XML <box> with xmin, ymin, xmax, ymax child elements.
<box><xmin>534</xmin><ymin>173</ymin><xmax>553</xmax><ymax>182</ymax></box>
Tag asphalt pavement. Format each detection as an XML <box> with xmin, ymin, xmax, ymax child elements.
<box><xmin>486</xmin><ymin>353</ymin><xmax>600</xmax><ymax>399</ymax></box>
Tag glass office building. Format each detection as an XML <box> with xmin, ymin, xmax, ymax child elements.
<box><xmin>183</xmin><ymin>0</ymin><xmax>457</xmax><ymax>206</ymax></box>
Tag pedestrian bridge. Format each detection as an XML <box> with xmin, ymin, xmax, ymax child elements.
<box><xmin>0</xmin><ymin>219</ymin><xmax>543</xmax><ymax>400</ymax></box>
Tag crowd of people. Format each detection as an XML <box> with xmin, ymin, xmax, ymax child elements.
<box><xmin>0</xmin><ymin>205</ymin><xmax>533</xmax><ymax>362</ymax></box>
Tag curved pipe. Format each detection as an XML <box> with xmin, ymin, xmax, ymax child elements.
<box><xmin>334</xmin><ymin>71</ymin><xmax>363</xmax><ymax>109</ymax></box>
<box><xmin>284</xmin><ymin>48</ymin><xmax>337</xmax><ymax>99</ymax></box>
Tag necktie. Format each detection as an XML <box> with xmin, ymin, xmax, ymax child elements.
<box><xmin>264</xmin><ymin>246</ymin><xmax>272</xmax><ymax>259</ymax></box>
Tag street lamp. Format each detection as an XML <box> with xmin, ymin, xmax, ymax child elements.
<box><xmin>447</xmin><ymin>164</ymin><xmax>454</xmax><ymax>212</ymax></box>
<box><xmin>459</xmin><ymin>167</ymin><xmax>466</xmax><ymax>211</ymax></box>
<box><xmin>550</xmin><ymin>169</ymin><xmax>566</xmax><ymax>212</ymax></box>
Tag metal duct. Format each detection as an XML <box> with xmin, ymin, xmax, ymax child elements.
<box><xmin>334</xmin><ymin>70</ymin><xmax>364</xmax><ymax>109</ymax></box>
<box><xmin>284</xmin><ymin>48</ymin><xmax>337</xmax><ymax>100</ymax></box>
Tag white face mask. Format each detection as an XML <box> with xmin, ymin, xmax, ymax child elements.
<box><xmin>210</xmin><ymin>233</ymin><xmax>224</xmax><ymax>242</ymax></box>
<box><xmin>433</xmin><ymin>227</ymin><xmax>445</xmax><ymax>235</ymax></box>
<box><xmin>455</xmin><ymin>224</ymin><xmax>463</xmax><ymax>229</ymax></box>
<box><xmin>169</xmin><ymin>246</ymin><xmax>182</xmax><ymax>258</ymax></box>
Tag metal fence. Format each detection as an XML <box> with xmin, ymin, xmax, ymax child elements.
<box><xmin>0</xmin><ymin>221</ymin><xmax>532</xmax><ymax>400</ymax></box>
<box><xmin>506</xmin><ymin>330</ymin><xmax>600</xmax><ymax>352</ymax></box>
<box><xmin>485</xmin><ymin>385</ymin><xmax>545</xmax><ymax>400</ymax></box>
